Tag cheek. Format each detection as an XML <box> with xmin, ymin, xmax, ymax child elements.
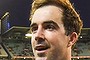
<box><xmin>31</xmin><ymin>37</ymin><xmax>35</xmax><ymax>48</ymax></box>
<box><xmin>45</xmin><ymin>31</ymin><xmax>62</xmax><ymax>41</ymax></box>
<box><xmin>45</xmin><ymin>32</ymin><xmax>61</xmax><ymax>47</ymax></box>
<box><xmin>45</xmin><ymin>31</ymin><xmax>68</xmax><ymax>47</ymax></box>
<box><xmin>45</xmin><ymin>32</ymin><xmax>56</xmax><ymax>41</ymax></box>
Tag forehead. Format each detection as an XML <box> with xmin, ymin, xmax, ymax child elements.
<box><xmin>31</xmin><ymin>5</ymin><xmax>63</xmax><ymax>24</ymax></box>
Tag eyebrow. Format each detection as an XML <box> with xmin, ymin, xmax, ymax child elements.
<box><xmin>30</xmin><ymin>20</ymin><xmax>59</xmax><ymax>27</ymax></box>
<box><xmin>30</xmin><ymin>23</ymin><xmax>37</xmax><ymax>27</ymax></box>
<box><xmin>43</xmin><ymin>20</ymin><xmax>58</xmax><ymax>26</ymax></box>
<box><xmin>44</xmin><ymin>20</ymin><xmax>64</xmax><ymax>28</ymax></box>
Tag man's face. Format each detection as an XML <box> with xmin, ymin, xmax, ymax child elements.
<box><xmin>31</xmin><ymin>5</ymin><xmax>70</xmax><ymax>60</ymax></box>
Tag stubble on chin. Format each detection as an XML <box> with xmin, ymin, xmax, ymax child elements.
<box><xmin>36</xmin><ymin>57</ymin><xmax>47</xmax><ymax>60</ymax></box>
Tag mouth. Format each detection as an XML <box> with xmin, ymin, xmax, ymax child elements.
<box><xmin>34</xmin><ymin>42</ymin><xmax>51</xmax><ymax>57</ymax></box>
<box><xmin>34</xmin><ymin>44</ymin><xmax>50</xmax><ymax>51</ymax></box>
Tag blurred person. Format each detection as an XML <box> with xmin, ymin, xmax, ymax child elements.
<box><xmin>30</xmin><ymin>0</ymin><xmax>83</xmax><ymax>60</ymax></box>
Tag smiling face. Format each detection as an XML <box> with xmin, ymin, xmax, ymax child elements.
<box><xmin>30</xmin><ymin>5</ymin><xmax>72</xmax><ymax>60</ymax></box>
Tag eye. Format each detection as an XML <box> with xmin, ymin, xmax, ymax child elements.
<box><xmin>44</xmin><ymin>24</ymin><xmax>56</xmax><ymax>31</ymax></box>
<box><xmin>30</xmin><ymin>26</ymin><xmax>38</xmax><ymax>33</ymax></box>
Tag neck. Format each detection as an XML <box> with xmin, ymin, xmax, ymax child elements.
<box><xmin>67</xmin><ymin>47</ymin><xmax>72</xmax><ymax>60</ymax></box>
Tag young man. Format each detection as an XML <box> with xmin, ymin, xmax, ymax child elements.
<box><xmin>30</xmin><ymin>0</ymin><xmax>83</xmax><ymax>60</ymax></box>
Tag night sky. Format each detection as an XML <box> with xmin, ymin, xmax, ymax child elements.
<box><xmin>0</xmin><ymin>0</ymin><xmax>90</xmax><ymax>28</ymax></box>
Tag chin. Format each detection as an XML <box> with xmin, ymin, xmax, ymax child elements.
<box><xmin>35</xmin><ymin>57</ymin><xmax>47</xmax><ymax>60</ymax></box>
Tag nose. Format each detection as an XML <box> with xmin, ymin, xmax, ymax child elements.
<box><xmin>34</xmin><ymin>26</ymin><xmax>45</xmax><ymax>41</ymax></box>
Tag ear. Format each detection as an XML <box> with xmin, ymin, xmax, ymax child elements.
<box><xmin>68</xmin><ymin>32</ymin><xmax>78</xmax><ymax>47</ymax></box>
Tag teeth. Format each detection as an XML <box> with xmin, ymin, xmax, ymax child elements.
<box><xmin>35</xmin><ymin>44</ymin><xmax>50</xmax><ymax>51</ymax></box>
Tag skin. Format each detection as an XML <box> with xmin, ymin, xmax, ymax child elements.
<box><xmin>30</xmin><ymin>5</ymin><xmax>78</xmax><ymax>60</ymax></box>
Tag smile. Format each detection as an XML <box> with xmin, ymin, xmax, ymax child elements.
<box><xmin>35</xmin><ymin>44</ymin><xmax>50</xmax><ymax>50</ymax></box>
<box><xmin>34</xmin><ymin>43</ymin><xmax>50</xmax><ymax>57</ymax></box>
<box><xmin>34</xmin><ymin>43</ymin><xmax>50</xmax><ymax>53</ymax></box>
